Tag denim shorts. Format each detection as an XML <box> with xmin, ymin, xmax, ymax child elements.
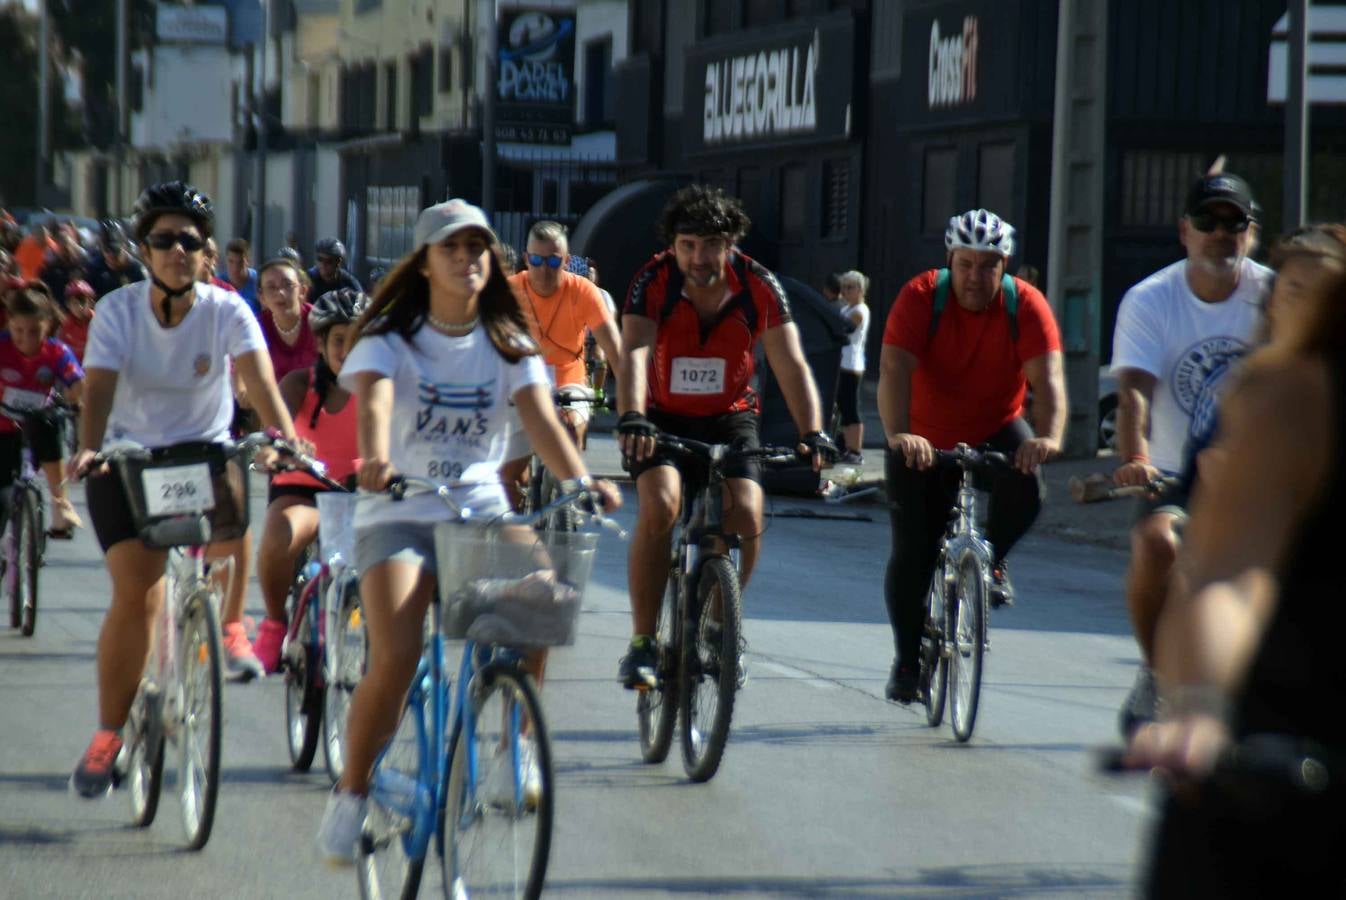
<box><xmin>354</xmin><ymin>521</ymin><xmax>440</xmax><ymax>574</ymax></box>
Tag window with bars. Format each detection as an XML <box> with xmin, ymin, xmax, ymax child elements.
<box><xmin>438</xmin><ymin>46</ymin><xmax>453</xmax><ymax>93</ymax></box>
<box><xmin>366</xmin><ymin>185</ymin><xmax>421</xmax><ymax>267</ymax></box>
<box><xmin>821</xmin><ymin>158</ymin><xmax>849</xmax><ymax>239</ymax></box>
<box><xmin>1119</xmin><ymin>151</ymin><xmax>1208</xmax><ymax>227</ymax></box>
<box><xmin>410</xmin><ymin>46</ymin><xmax>433</xmax><ymax>120</ymax></box>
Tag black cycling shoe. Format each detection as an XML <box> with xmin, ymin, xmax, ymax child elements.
<box><xmin>885</xmin><ymin>660</ymin><xmax>920</xmax><ymax>704</ymax></box>
<box><xmin>618</xmin><ymin>636</ymin><xmax>658</xmax><ymax>690</ymax></box>
<box><xmin>990</xmin><ymin>562</ymin><xmax>1016</xmax><ymax>609</ymax></box>
<box><xmin>1118</xmin><ymin>665</ymin><xmax>1159</xmax><ymax>739</ymax></box>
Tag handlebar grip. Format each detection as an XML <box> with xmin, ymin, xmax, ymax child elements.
<box><xmin>385</xmin><ymin>475</ymin><xmax>408</xmax><ymax>501</ymax></box>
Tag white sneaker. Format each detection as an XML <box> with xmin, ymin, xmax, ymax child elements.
<box><xmin>317</xmin><ymin>789</ymin><xmax>367</xmax><ymax>865</ymax></box>
<box><xmin>483</xmin><ymin>739</ymin><xmax>542</xmax><ymax>811</ymax></box>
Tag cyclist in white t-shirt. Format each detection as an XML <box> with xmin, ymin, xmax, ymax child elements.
<box><xmin>835</xmin><ymin>269</ymin><xmax>871</xmax><ymax>463</ymax></box>
<box><xmin>316</xmin><ymin>199</ymin><xmax>620</xmax><ymax>864</ymax></box>
<box><xmin>68</xmin><ymin>182</ymin><xmax>302</xmax><ymax>799</ymax></box>
<box><xmin>1110</xmin><ymin>171</ymin><xmax>1272</xmax><ymax>736</ymax></box>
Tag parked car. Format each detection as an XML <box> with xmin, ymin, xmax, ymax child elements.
<box><xmin>1098</xmin><ymin>367</ymin><xmax>1118</xmax><ymax>452</ymax></box>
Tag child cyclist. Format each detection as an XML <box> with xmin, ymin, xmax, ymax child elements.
<box><xmin>0</xmin><ymin>282</ymin><xmax>85</xmax><ymax>535</ymax></box>
<box><xmin>61</xmin><ymin>279</ymin><xmax>96</xmax><ymax>362</ymax></box>
<box><xmin>317</xmin><ymin>199</ymin><xmax>620</xmax><ymax>862</ymax></box>
<box><xmin>252</xmin><ymin>288</ymin><xmax>365</xmax><ymax>673</ymax></box>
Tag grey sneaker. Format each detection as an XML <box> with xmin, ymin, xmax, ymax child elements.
<box><xmin>317</xmin><ymin>789</ymin><xmax>367</xmax><ymax>865</ymax></box>
<box><xmin>1118</xmin><ymin>666</ymin><xmax>1159</xmax><ymax>739</ymax></box>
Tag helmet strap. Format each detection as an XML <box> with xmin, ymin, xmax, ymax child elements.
<box><xmin>150</xmin><ymin>273</ymin><xmax>196</xmax><ymax>325</ymax></box>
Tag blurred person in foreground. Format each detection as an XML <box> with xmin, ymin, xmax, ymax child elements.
<box><xmin>1124</xmin><ymin>225</ymin><xmax>1346</xmax><ymax>895</ymax></box>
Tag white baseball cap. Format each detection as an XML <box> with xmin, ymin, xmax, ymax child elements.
<box><xmin>413</xmin><ymin>199</ymin><xmax>497</xmax><ymax>249</ymax></box>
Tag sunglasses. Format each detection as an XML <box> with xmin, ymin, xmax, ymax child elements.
<box><xmin>527</xmin><ymin>253</ymin><xmax>564</xmax><ymax>269</ymax></box>
<box><xmin>145</xmin><ymin>230</ymin><xmax>206</xmax><ymax>252</ymax></box>
<box><xmin>1189</xmin><ymin>211</ymin><xmax>1250</xmax><ymax>234</ymax></box>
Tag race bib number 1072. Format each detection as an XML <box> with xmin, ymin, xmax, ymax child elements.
<box><xmin>141</xmin><ymin>463</ymin><xmax>216</xmax><ymax>516</ymax></box>
<box><xmin>669</xmin><ymin>357</ymin><xmax>725</xmax><ymax>395</ymax></box>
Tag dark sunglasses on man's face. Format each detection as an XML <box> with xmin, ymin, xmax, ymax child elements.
<box><xmin>1189</xmin><ymin>211</ymin><xmax>1250</xmax><ymax>234</ymax></box>
<box><xmin>145</xmin><ymin>230</ymin><xmax>205</xmax><ymax>252</ymax></box>
<box><xmin>527</xmin><ymin>253</ymin><xmax>564</xmax><ymax>269</ymax></box>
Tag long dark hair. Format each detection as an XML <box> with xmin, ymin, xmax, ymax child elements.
<box><xmin>308</xmin><ymin>353</ymin><xmax>339</xmax><ymax>429</ymax></box>
<box><xmin>353</xmin><ymin>240</ymin><xmax>534</xmax><ymax>363</ymax></box>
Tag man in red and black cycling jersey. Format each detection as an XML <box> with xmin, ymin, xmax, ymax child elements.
<box><xmin>878</xmin><ymin>208</ymin><xmax>1067</xmax><ymax>703</ymax></box>
<box><xmin>616</xmin><ymin>184</ymin><xmax>836</xmax><ymax>687</ymax></box>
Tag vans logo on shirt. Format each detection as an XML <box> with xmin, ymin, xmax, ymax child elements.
<box><xmin>415</xmin><ymin>379</ymin><xmax>493</xmax><ymax>445</ymax></box>
<box><xmin>194</xmin><ymin>354</ymin><xmax>211</xmax><ymax>377</ymax></box>
<box><xmin>1173</xmin><ymin>336</ymin><xmax>1246</xmax><ymax>415</ymax></box>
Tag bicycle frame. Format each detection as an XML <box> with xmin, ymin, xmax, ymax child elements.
<box><xmin>941</xmin><ymin>464</ymin><xmax>996</xmax><ymax>577</ymax></box>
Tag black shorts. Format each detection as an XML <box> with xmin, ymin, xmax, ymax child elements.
<box><xmin>268</xmin><ymin>482</ymin><xmax>322</xmax><ymax>506</ymax></box>
<box><xmin>625</xmin><ymin>409</ymin><xmax>762</xmax><ymax>484</ymax></box>
<box><xmin>0</xmin><ymin>421</ymin><xmax>65</xmax><ymax>491</ymax></box>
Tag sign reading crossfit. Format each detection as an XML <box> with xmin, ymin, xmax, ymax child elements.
<box><xmin>928</xmin><ymin>16</ymin><xmax>979</xmax><ymax>109</ymax></box>
<box><xmin>496</xmin><ymin>8</ymin><xmax>577</xmax><ymax>145</ymax></box>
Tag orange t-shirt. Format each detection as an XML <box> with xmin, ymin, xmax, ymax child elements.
<box><xmin>881</xmin><ymin>269</ymin><xmax>1061</xmax><ymax>450</ymax></box>
<box><xmin>510</xmin><ymin>270</ymin><xmax>611</xmax><ymax>388</ymax></box>
<box><xmin>14</xmin><ymin>236</ymin><xmax>53</xmax><ymax>280</ymax></box>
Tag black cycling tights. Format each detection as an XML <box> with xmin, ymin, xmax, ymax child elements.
<box><xmin>883</xmin><ymin>418</ymin><xmax>1045</xmax><ymax>669</ymax></box>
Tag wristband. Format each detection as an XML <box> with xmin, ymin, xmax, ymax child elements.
<box><xmin>1128</xmin><ymin>454</ymin><xmax>1150</xmax><ymax>464</ymax></box>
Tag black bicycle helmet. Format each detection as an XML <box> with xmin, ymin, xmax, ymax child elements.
<box><xmin>314</xmin><ymin>237</ymin><xmax>346</xmax><ymax>260</ymax></box>
<box><xmin>132</xmin><ymin>180</ymin><xmax>213</xmax><ymax>242</ymax></box>
<box><xmin>309</xmin><ymin>288</ymin><xmax>368</xmax><ymax>335</ymax></box>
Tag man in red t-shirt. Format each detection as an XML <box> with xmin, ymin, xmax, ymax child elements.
<box><xmin>615</xmin><ymin>184</ymin><xmax>836</xmax><ymax>688</ymax></box>
<box><xmin>878</xmin><ymin>208</ymin><xmax>1067</xmax><ymax>703</ymax></box>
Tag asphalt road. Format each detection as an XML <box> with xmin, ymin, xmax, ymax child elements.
<box><xmin>0</xmin><ymin>465</ymin><xmax>1156</xmax><ymax>899</ymax></box>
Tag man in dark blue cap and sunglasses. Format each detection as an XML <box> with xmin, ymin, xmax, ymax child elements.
<box><xmin>1109</xmin><ymin>163</ymin><xmax>1273</xmax><ymax>738</ymax></box>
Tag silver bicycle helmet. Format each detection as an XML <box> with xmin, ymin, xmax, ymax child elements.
<box><xmin>944</xmin><ymin>209</ymin><xmax>1015</xmax><ymax>258</ymax></box>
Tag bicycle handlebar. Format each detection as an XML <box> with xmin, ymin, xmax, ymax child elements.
<box><xmin>1097</xmin><ymin>733</ymin><xmax>1342</xmax><ymax>799</ymax></box>
<box><xmin>654</xmin><ymin>433</ymin><xmax>803</xmax><ymax>467</ymax></box>
<box><xmin>381</xmin><ymin>474</ymin><xmax>625</xmax><ymax>537</ymax></box>
<box><xmin>0</xmin><ymin>397</ymin><xmax>78</xmax><ymax>427</ymax></box>
<box><xmin>552</xmin><ymin>389</ymin><xmax>613</xmax><ymax>410</ymax></box>
<box><xmin>933</xmin><ymin>444</ymin><xmax>1013</xmax><ymax>473</ymax></box>
<box><xmin>254</xmin><ymin>427</ymin><xmax>351</xmax><ymax>493</ymax></box>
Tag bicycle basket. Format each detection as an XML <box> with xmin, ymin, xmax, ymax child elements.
<box><xmin>316</xmin><ymin>491</ymin><xmax>357</xmax><ymax>567</ymax></box>
<box><xmin>112</xmin><ymin>442</ymin><xmax>250</xmax><ymax>548</ymax></box>
<box><xmin>433</xmin><ymin>524</ymin><xmax>598</xmax><ymax>648</ymax></box>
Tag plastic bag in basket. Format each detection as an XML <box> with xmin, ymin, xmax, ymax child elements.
<box><xmin>447</xmin><ymin>570</ymin><xmax>580</xmax><ymax>647</ymax></box>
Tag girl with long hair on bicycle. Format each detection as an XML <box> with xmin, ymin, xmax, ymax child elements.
<box><xmin>252</xmin><ymin>288</ymin><xmax>366</xmax><ymax>674</ymax></box>
<box><xmin>68</xmin><ymin>182</ymin><xmax>302</xmax><ymax>798</ymax></box>
<box><xmin>1124</xmin><ymin>224</ymin><xmax>1346</xmax><ymax>893</ymax></box>
<box><xmin>316</xmin><ymin>199</ymin><xmax>620</xmax><ymax>863</ymax></box>
<box><xmin>0</xmin><ymin>282</ymin><xmax>85</xmax><ymax>534</ymax></box>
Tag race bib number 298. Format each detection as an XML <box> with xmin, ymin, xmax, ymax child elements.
<box><xmin>141</xmin><ymin>463</ymin><xmax>215</xmax><ymax>516</ymax></box>
<box><xmin>670</xmin><ymin>357</ymin><xmax>725</xmax><ymax>395</ymax></box>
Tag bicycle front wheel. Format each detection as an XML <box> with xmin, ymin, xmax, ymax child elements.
<box><xmin>16</xmin><ymin>486</ymin><xmax>40</xmax><ymax>637</ymax></box>
<box><xmin>947</xmin><ymin>556</ymin><xmax>987</xmax><ymax>743</ymax></box>
<box><xmin>538</xmin><ymin>468</ymin><xmax>576</xmax><ymax>533</ymax></box>
<box><xmin>922</xmin><ymin>564</ymin><xmax>949</xmax><ymax>728</ymax></box>
<box><xmin>680</xmin><ymin>556</ymin><xmax>742</xmax><ymax>783</ymax></box>
<box><xmin>284</xmin><ymin>592</ymin><xmax>322</xmax><ymax>771</ymax></box>
<box><xmin>126</xmin><ymin>680</ymin><xmax>165</xmax><ymax>828</ymax></box>
<box><xmin>358</xmin><ymin>699</ymin><xmax>427</xmax><ymax>900</ymax></box>
<box><xmin>178</xmin><ymin>589</ymin><xmax>223</xmax><ymax>849</ymax></box>
<box><xmin>637</xmin><ymin>574</ymin><xmax>679</xmax><ymax>764</ymax></box>
<box><xmin>441</xmin><ymin>666</ymin><xmax>552</xmax><ymax>900</ymax></box>
<box><xmin>324</xmin><ymin>577</ymin><xmax>366</xmax><ymax>783</ymax></box>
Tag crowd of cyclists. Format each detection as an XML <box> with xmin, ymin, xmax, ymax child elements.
<box><xmin>1</xmin><ymin>160</ymin><xmax>1341</xmax><ymax>890</ymax></box>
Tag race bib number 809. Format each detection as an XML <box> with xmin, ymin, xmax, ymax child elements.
<box><xmin>670</xmin><ymin>357</ymin><xmax>725</xmax><ymax>395</ymax></box>
<box><xmin>141</xmin><ymin>463</ymin><xmax>216</xmax><ymax>516</ymax></box>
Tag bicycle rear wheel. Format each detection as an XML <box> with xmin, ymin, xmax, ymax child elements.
<box><xmin>178</xmin><ymin>589</ymin><xmax>223</xmax><ymax>849</ymax></box>
<box><xmin>16</xmin><ymin>486</ymin><xmax>40</xmax><ymax>637</ymax></box>
<box><xmin>284</xmin><ymin>590</ymin><xmax>322</xmax><ymax>771</ymax></box>
<box><xmin>358</xmin><ymin>699</ymin><xmax>427</xmax><ymax>900</ymax></box>
<box><xmin>922</xmin><ymin>563</ymin><xmax>949</xmax><ymax>728</ymax></box>
<box><xmin>441</xmin><ymin>666</ymin><xmax>552</xmax><ymax>900</ymax></box>
<box><xmin>637</xmin><ymin>574</ymin><xmax>679</xmax><ymax>764</ymax></box>
<box><xmin>680</xmin><ymin>556</ymin><xmax>742</xmax><ymax>783</ymax></box>
<box><xmin>324</xmin><ymin>577</ymin><xmax>366</xmax><ymax>783</ymax></box>
<box><xmin>947</xmin><ymin>557</ymin><xmax>987</xmax><ymax>743</ymax></box>
<box><xmin>126</xmin><ymin>680</ymin><xmax>165</xmax><ymax>827</ymax></box>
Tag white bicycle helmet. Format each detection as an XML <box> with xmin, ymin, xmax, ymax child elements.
<box><xmin>944</xmin><ymin>209</ymin><xmax>1016</xmax><ymax>258</ymax></box>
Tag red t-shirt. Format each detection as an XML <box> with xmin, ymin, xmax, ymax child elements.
<box><xmin>0</xmin><ymin>335</ymin><xmax>84</xmax><ymax>434</ymax></box>
<box><xmin>625</xmin><ymin>249</ymin><xmax>791</xmax><ymax>417</ymax></box>
<box><xmin>260</xmin><ymin>302</ymin><xmax>318</xmax><ymax>382</ymax></box>
<box><xmin>881</xmin><ymin>269</ymin><xmax>1061</xmax><ymax>450</ymax></box>
<box><xmin>59</xmin><ymin>312</ymin><xmax>92</xmax><ymax>362</ymax></box>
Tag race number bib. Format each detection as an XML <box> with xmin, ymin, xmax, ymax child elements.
<box><xmin>670</xmin><ymin>357</ymin><xmax>725</xmax><ymax>395</ymax></box>
<box><xmin>141</xmin><ymin>463</ymin><xmax>216</xmax><ymax>516</ymax></box>
<box><xmin>2</xmin><ymin>387</ymin><xmax>48</xmax><ymax>410</ymax></box>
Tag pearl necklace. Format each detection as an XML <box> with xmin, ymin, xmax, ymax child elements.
<box><xmin>427</xmin><ymin>312</ymin><xmax>479</xmax><ymax>335</ymax></box>
<box><xmin>275</xmin><ymin>311</ymin><xmax>303</xmax><ymax>340</ymax></box>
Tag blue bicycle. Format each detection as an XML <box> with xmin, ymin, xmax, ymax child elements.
<box><xmin>355</xmin><ymin>478</ymin><xmax>609</xmax><ymax>900</ymax></box>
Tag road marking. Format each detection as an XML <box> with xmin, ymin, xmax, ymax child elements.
<box><xmin>755</xmin><ymin>660</ymin><xmax>841</xmax><ymax>690</ymax></box>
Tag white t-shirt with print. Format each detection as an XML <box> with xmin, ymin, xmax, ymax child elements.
<box><xmin>1110</xmin><ymin>258</ymin><xmax>1270</xmax><ymax>473</ymax></box>
<box><xmin>83</xmin><ymin>280</ymin><xmax>266</xmax><ymax>447</ymax></box>
<box><xmin>840</xmin><ymin>302</ymin><xmax>870</xmax><ymax>373</ymax></box>
<box><xmin>339</xmin><ymin>325</ymin><xmax>547</xmax><ymax>527</ymax></box>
